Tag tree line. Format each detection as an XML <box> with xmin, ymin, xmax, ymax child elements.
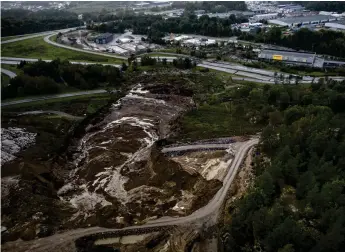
<box><xmin>240</xmin><ymin>27</ymin><xmax>345</xmax><ymax>59</ymax></box>
<box><xmin>222</xmin><ymin>78</ymin><xmax>345</xmax><ymax>251</ymax></box>
<box><xmin>88</xmin><ymin>12</ymin><xmax>246</xmax><ymax>42</ymax></box>
<box><xmin>2</xmin><ymin>60</ymin><xmax>123</xmax><ymax>100</ymax></box>
<box><xmin>1</xmin><ymin>9</ymin><xmax>81</xmax><ymax>36</ymax></box>
<box><xmin>299</xmin><ymin>1</ymin><xmax>345</xmax><ymax>13</ymax></box>
<box><xmin>172</xmin><ymin>1</ymin><xmax>247</xmax><ymax>12</ymax></box>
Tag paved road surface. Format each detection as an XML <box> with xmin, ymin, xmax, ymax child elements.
<box><xmin>2</xmin><ymin>139</ymin><xmax>258</xmax><ymax>252</ymax></box>
<box><xmin>0</xmin><ymin>27</ymin><xmax>84</xmax><ymax>45</ymax></box>
<box><xmin>162</xmin><ymin>143</ymin><xmax>231</xmax><ymax>153</ymax></box>
<box><xmin>1</xmin><ymin>90</ymin><xmax>107</xmax><ymax>107</ymax></box>
<box><xmin>17</xmin><ymin>110</ymin><xmax>83</xmax><ymax>120</ymax></box>
<box><xmin>44</xmin><ymin>33</ymin><xmax>127</xmax><ymax>60</ymax></box>
<box><xmin>1</xmin><ymin>68</ymin><xmax>17</xmax><ymax>78</ymax></box>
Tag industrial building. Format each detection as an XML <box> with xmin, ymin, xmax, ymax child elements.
<box><xmin>94</xmin><ymin>33</ymin><xmax>113</xmax><ymax>44</ymax></box>
<box><xmin>258</xmin><ymin>49</ymin><xmax>316</xmax><ymax>66</ymax></box>
<box><xmin>258</xmin><ymin>49</ymin><xmax>345</xmax><ymax>68</ymax></box>
<box><xmin>251</xmin><ymin>13</ymin><xmax>279</xmax><ymax>21</ymax></box>
<box><xmin>268</xmin><ymin>15</ymin><xmax>337</xmax><ymax>27</ymax></box>
<box><xmin>325</xmin><ymin>20</ymin><xmax>345</xmax><ymax>31</ymax></box>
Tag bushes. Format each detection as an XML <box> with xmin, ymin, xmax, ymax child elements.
<box><xmin>140</xmin><ymin>55</ymin><xmax>157</xmax><ymax>66</ymax></box>
<box><xmin>222</xmin><ymin>80</ymin><xmax>345</xmax><ymax>252</ymax></box>
<box><xmin>1</xmin><ymin>59</ymin><xmax>124</xmax><ymax>100</ymax></box>
<box><xmin>2</xmin><ymin>75</ymin><xmax>61</xmax><ymax>99</ymax></box>
<box><xmin>172</xmin><ymin>57</ymin><xmax>195</xmax><ymax>69</ymax></box>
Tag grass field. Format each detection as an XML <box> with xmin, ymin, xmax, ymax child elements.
<box><xmin>178</xmin><ymin>101</ymin><xmax>263</xmax><ymax>141</ymax></box>
<box><xmin>1</xmin><ymin>64</ymin><xmax>24</xmax><ymax>75</ymax></box>
<box><xmin>1</xmin><ymin>74</ymin><xmax>11</xmax><ymax>87</ymax></box>
<box><xmin>1</xmin><ymin>35</ymin><xmax>125</xmax><ymax>64</ymax></box>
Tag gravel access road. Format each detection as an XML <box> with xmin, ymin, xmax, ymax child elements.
<box><xmin>2</xmin><ymin>139</ymin><xmax>258</xmax><ymax>252</ymax></box>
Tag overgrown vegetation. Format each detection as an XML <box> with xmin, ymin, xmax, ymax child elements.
<box><xmin>89</xmin><ymin>12</ymin><xmax>245</xmax><ymax>43</ymax></box>
<box><xmin>1</xmin><ymin>9</ymin><xmax>81</xmax><ymax>36</ymax></box>
<box><xmin>2</xmin><ymin>59</ymin><xmax>123</xmax><ymax>100</ymax></box>
<box><xmin>299</xmin><ymin>1</ymin><xmax>345</xmax><ymax>13</ymax></box>
<box><xmin>222</xmin><ymin>79</ymin><xmax>345</xmax><ymax>251</ymax></box>
<box><xmin>2</xmin><ymin>93</ymin><xmax>112</xmax><ymax>117</ymax></box>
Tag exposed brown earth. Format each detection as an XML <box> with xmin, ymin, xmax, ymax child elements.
<box><xmin>1</xmin><ymin>73</ymin><xmax>223</xmax><ymax>243</ymax></box>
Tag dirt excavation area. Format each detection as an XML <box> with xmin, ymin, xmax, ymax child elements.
<box><xmin>1</xmin><ymin>71</ymin><xmax>247</xmax><ymax>247</ymax></box>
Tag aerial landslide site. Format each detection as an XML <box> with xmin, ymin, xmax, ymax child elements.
<box><xmin>1</xmin><ymin>71</ymin><xmax>243</xmax><ymax>250</ymax></box>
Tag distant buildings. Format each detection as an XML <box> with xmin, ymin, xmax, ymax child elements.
<box><xmin>251</xmin><ymin>13</ymin><xmax>279</xmax><ymax>21</ymax></box>
<box><xmin>325</xmin><ymin>20</ymin><xmax>345</xmax><ymax>31</ymax></box>
<box><xmin>268</xmin><ymin>15</ymin><xmax>338</xmax><ymax>27</ymax></box>
<box><xmin>95</xmin><ymin>33</ymin><xmax>113</xmax><ymax>44</ymax></box>
<box><xmin>258</xmin><ymin>49</ymin><xmax>345</xmax><ymax>68</ymax></box>
<box><xmin>258</xmin><ymin>49</ymin><xmax>317</xmax><ymax>66</ymax></box>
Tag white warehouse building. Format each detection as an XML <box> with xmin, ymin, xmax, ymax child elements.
<box><xmin>325</xmin><ymin>20</ymin><xmax>345</xmax><ymax>31</ymax></box>
<box><xmin>268</xmin><ymin>15</ymin><xmax>337</xmax><ymax>27</ymax></box>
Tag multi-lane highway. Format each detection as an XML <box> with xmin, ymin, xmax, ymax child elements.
<box><xmin>1</xmin><ymin>89</ymin><xmax>107</xmax><ymax>107</ymax></box>
<box><xmin>2</xmin><ymin>139</ymin><xmax>258</xmax><ymax>252</ymax></box>
<box><xmin>0</xmin><ymin>27</ymin><xmax>84</xmax><ymax>45</ymax></box>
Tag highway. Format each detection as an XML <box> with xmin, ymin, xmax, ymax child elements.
<box><xmin>0</xmin><ymin>27</ymin><xmax>84</xmax><ymax>45</ymax></box>
<box><xmin>2</xmin><ymin>139</ymin><xmax>258</xmax><ymax>252</ymax></box>
<box><xmin>1</xmin><ymin>68</ymin><xmax>17</xmax><ymax>78</ymax></box>
<box><xmin>1</xmin><ymin>89</ymin><xmax>107</xmax><ymax>107</ymax></box>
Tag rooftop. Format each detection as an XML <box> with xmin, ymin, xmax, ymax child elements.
<box><xmin>95</xmin><ymin>33</ymin><xmax>113</xmax><ymax>39</ymax></box>
<box><xmin>260</xmin><ymin>49</ymin><xmax>315</xmax><ymax>58</ymax></box>
<box><xmin>275</xmin><ymin>15</ymin><xmax>336</xmax><ymax>24</ymax></box>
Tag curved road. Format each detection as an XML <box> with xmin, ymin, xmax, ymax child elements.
<box><xmin>1</xmin><ymin>89</ymin><xmax>107</xmax><ymax>107</ymax></box>
<box><xmin>3</xmin><ymin>30</ymin><xmax>345</xmax><ymax>84</ymax></box>
<box><xmin>1</xmin><ymin>27</ymin><xmax>84</xmax><ymax>45</ymax></box>
<box><xmin>2</xmin><ymin>139</ymin><xmax>258</xmax><ymax>252</ymax></box>
<box><xmin>1</xmin><ymin>68</ymin><xmax>17</xmax><ymax>78</ymax></box>
<box><xmin>44</xmin><ymin>33</ymin><xmax>127</xmax><ymax>60</ymax></box>
<box><xmin>162</xmin><ymin>143</ymin><xmax>231</xmax><ymax>153</ymax></box>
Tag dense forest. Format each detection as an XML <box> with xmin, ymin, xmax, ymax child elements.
<box><xmin>89</xmin><ymin>12</ymin><xmax>246</xmax><ymax>40</ymax></box>
<box><xmin>299</xmin><ymin>1</ymin><xmax>345</xmax><ymax>13</ymax></box>
<box><xmin>240</xmin><ymin>27</ymin><xmax>345</xmax><ymax>58</ymax></box>
<box><xmin>1</xmin><ymin>60</ymin><xmax>123</xmax><ymax>100</ymax></box>
<box><xmin>1</xmin><ymin>9</ymin><xmax>81</xmax><ymax>36</ymax></box>
<box><xmin>222</xmin><ymin>79</ymin><xmax>345</xmax><ymax>251</ymax></box>
<box><xmin>171</xmin><ymin>1</ymin><xmax>247</xmax><ymax>12</ymax></box>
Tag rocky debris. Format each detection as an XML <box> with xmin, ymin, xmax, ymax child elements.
<box><xmin>1</xmin><ymin>127</ymin><xmax>36</xmax><ymax>165</ymax></box>
<box><xmin>56</xmin><ymin>82</ymin><xmax>221</xmax><ymax>227</ymax></box>
<box><xmin>171</xmin><ymin>150</ymin><xmax>231</xmax><ymax>181</ymax></box>
<box><xmin>0</xmin><ymin>74</ymin><xmax>224</xmax><ymax>243</ymax></box>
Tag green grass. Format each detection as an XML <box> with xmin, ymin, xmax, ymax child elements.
<box><xmin>51</xmin><ymin>34</ymin><xmax>58</xmax><ymax>42</ymax></box>
<box><xmin>1</xmin><ymin>74</ymin><xmax>10</xmax><ymax>87</ymax></box>
<box><xmin>179</xmin><ymin>103</ymin><xmax>263</xmax><ymax>141</ymax></box>
<box><xmin>1</xmin><ymin>35</ymin><xmax>124</xmax><ymax>64</ymax></box>
<box><xmin>1</xmin><ymin>64</ymin><xmax>23</xmax><ymax>75</ymax></box>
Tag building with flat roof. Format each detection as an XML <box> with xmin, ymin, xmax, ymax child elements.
<box><xmin>325</xmin><ymin>20</ymin><xmax>345</xmax><ymax>30</ymax></box>
<box><xmin>95</xmin><ymin>33</ymin><xmax>113</xmax><ymax>44</ymax></box>
<box><xmin>258</xmin><ymin>49</ymin><xmax>317</xmax><ymax>66</ymax></box>
<box><xmin>258</xmin><ymin>49</ymin><xmax>345</xmax><ymax>68</ymax></box>
<box><xmin>268</xmin><ymin>15</ymin><xmax>337</xmax><ymax>27</ymax></box>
